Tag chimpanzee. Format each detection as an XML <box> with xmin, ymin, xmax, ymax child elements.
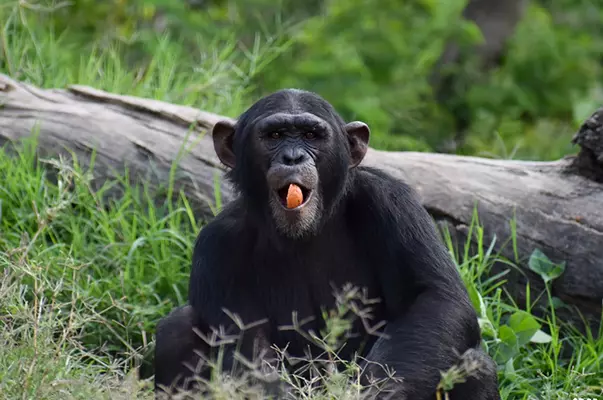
<box><xmin>154</xmin><ymin>89</ymin><xmax>500</xmax><ymax>399</ymax></box>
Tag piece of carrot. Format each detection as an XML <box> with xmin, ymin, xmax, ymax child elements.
<box><xmin>286</xmin><ymin>184</ymin><xmax>304</xmax><ymax>209</ymax></box>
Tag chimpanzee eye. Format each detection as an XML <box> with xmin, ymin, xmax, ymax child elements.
<box><xmin>269</xmin><ymin>131</ymin><xmax>281</xmax><ymax>139</ymax></box>
<box><xmin>305</xmin><ymin>131</ymin><xmax>316</xmax><ymax>140</ymax></box>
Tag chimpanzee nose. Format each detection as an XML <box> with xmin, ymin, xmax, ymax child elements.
<box><xmin>281</xmin><ymin>147</ymin><xmax>307</xmax><ymax>166</ymax></box>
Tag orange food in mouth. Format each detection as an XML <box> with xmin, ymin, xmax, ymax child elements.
<box><xmin>286</xmin><ymin>184</ymin><xmax>304</xmax><ymax>209</ymax></box>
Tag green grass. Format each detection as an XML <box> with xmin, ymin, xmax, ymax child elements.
<box><xmin>0</xmin><ymin>1</ymin><xmax>291</xmax><ymax>116</ymax></box>
<box><xmin>0</xmin><ymin>254</ymin><xmax>153</xmax><ymax>399</ymax></box>
<box><xmin>1</xmin><ymin>3</ymin><xmax>602</xmax><ymax>400</ymax></box>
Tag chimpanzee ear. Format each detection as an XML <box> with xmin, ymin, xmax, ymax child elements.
<box><xmin>344</xmin><ymin>121</ymin><xmax>370</xmax><ymax>168</ymax></box>
<box><xmin>212</xmin><ymin>119</ymin><xmax>236</xmax><ymax>169</ymax></box>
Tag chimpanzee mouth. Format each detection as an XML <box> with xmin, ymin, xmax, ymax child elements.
<box><xmin>276</xmin><ymin>183</ymin><xmax>312</xmax><ymax>210</ymax></box>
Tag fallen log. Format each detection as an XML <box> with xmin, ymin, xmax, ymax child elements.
<box><xmin>0</xmin><ymin>73</ymin><xmax>601</xmax><ymax>328</ymax></box>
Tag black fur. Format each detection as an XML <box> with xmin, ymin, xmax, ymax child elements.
<box><xmin>154</xmin><ymin>89</ymin><xmax>500</xmax><ymax>399</ymax></box>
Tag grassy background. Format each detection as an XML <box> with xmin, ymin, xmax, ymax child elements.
<box><xmin>0</xmin><ymin>0</ymin><xmax>602</xmax><ymax>399</ymax></box>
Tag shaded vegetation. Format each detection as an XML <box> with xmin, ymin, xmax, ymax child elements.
<box><xmin>3</xmin><ymin>0</ymin><xmax>603</xmax><ymax>157</ymax></box>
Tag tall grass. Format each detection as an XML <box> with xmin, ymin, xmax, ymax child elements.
<box><xmin>0</xmin><ymin>1</ymin><xmax>292</xmax><ymax>116</ymax></box>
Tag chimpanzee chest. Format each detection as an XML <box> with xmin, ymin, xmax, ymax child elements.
<box><xmin>252</xmin><ymin>241</ymin><xmax>385</xmax><ymax>358</ymax></box>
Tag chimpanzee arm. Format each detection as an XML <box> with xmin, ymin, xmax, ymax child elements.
<box><xmin>188</xmin><ymin>208</ymin><xmax>276</xmax><ymax>375</ymax></box>
<box><xmin>357</xmin><ymin>169</ymin><xmax>483</xmax><ymax>397</ymax></box>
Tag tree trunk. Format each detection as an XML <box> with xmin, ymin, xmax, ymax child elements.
<box><xmin>430</xmin><ymin>0</ymin><xmax>530</xmax><ymax>151</ymax></box>
<box><xmin>1</xmin><ymin>73</ymin><xmax>601</xmax><ymax>329</ymax></box>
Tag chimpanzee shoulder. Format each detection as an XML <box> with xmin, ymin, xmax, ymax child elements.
<box><xmin>348</xmin><ymin>165</ymin><xmax>427</xmax><ymax>227</ymax></box>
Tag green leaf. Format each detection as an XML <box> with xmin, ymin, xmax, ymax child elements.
<box><xmin>478</xmin><ymin>317</ymin><xmax>496</xmax><ymax>339</ymax></box>
<box><xmin>530</xmin><ymin>329</ymin><xmax>553</xmax><ymax>344</ymax></box>
<box><xmin>548</xmin><ymin>262</ymin><xmax>566</xmax><ymax>281</ymax></box>
<box><xmin>550</xmin><ymin>296</ymin><xmax>567</xmax><ymax>310</ymax></box>
<box><xmin>509</xmin><ymin>311</ymin><xmax>541</xmax><ymax>347</ymax></box>
<box><xmin>503</xmin><ymin>358</ymin><xmax>517</xmax><ymax>380</ymax></box>
<box><xmin>528</xmin><ymin>249</ymin><xmax>566</xmax><ymax>283</ymax></box>
<box><xmin>467</xmin><ymin>284</ymin><xmax>486</xmax><ymax>316</ymax></box>
<box><xmin>460</xmin><ymin>21</ymin><xmax>485</xmax><ymax>45</ymax></box>
<box><xmin>496</xmin><ymin>325</ymin><xmax>519</xmax><ymax>364</ymax></box>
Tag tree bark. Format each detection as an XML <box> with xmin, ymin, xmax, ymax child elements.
<box><xmin>1</xmin><ymin>73</ymin><xmax>601</xmax><ymax>328</ymax></box>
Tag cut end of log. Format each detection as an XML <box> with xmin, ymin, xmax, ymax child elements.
<box><xmin>567</xmin><ymin>107</ymin><xmax>603</xmax><ymax>183</ymax></box>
